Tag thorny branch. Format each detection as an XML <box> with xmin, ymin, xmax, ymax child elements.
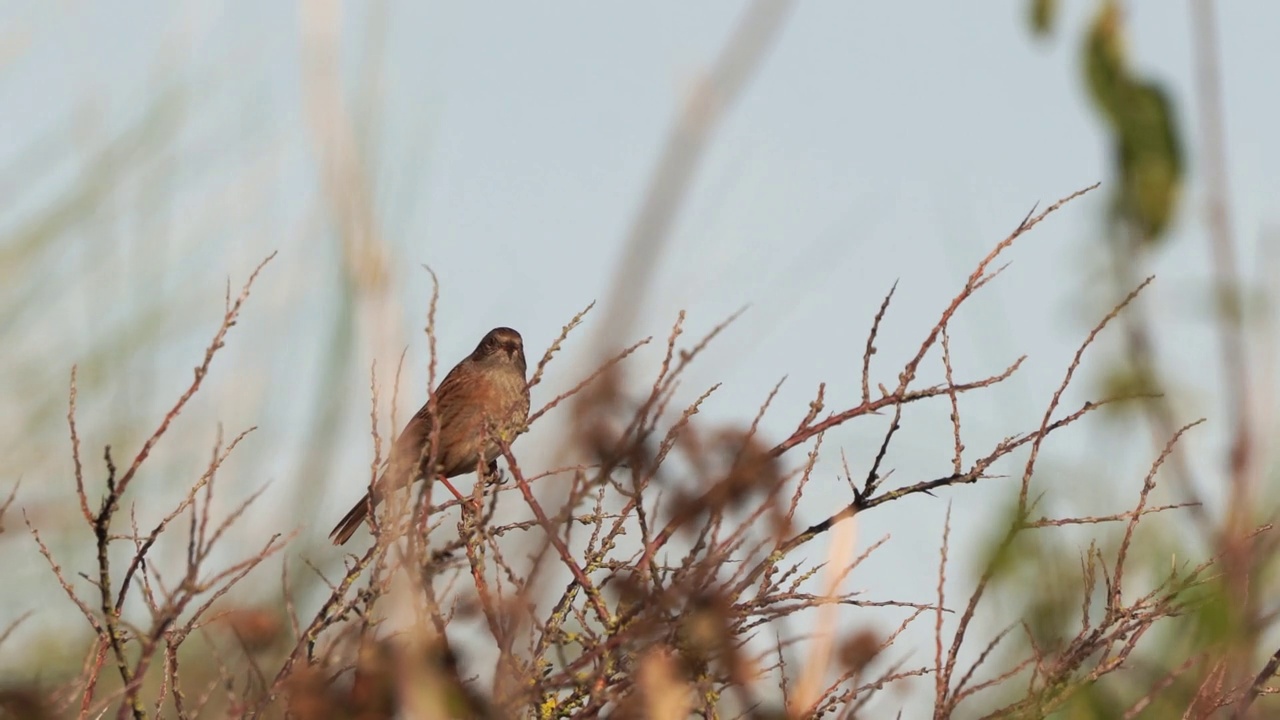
<box><xmin>12</xmin><ymin>183</ymin><xmax>1269</xmax><ymax>719</ymax></box>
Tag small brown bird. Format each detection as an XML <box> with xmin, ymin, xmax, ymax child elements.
<box><xmin>329</xmin><ymin>327</ymin><xmax>531</xmax><ymax>545</ymax></box>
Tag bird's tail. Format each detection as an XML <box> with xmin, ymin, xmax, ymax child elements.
<box><xmin>329</xmin><ymin>492</ymin><xmax>377</xmax><ymax>546</ymax></box>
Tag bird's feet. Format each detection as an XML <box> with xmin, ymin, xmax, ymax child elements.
<box><xmin>484</xmin><ymin>460</ymin><xmax>508</xmax><ymax>486</ymax></box>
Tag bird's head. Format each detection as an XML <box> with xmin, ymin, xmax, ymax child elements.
<box><xmin>473</xmin><ymin>326</ymin><xmax>526</xmax><ymax>372</ymax></box>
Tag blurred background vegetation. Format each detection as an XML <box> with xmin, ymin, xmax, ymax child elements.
<box><xmin>3</xmin><ymin>1</ymin><xmax>1279</xmax><ymax>717</ymax></box>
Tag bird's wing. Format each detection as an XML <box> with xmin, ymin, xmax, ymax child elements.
<box><xmin>387</xmin><ymin>363</ymin><xmax>478</xmax><ymax>480</ymax></box>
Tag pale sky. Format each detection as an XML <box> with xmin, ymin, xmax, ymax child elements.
<box><xmin>3</xmin><ymin>1</ymin><xmax>1279</xmax><ymax>713</ymax></box>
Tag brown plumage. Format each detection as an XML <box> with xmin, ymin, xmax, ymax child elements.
<box><xmin>329</xmin><ymin>327</ymin><xmax>531</xmax><ymax>545</ymax></box>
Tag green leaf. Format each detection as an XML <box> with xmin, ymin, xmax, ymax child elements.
<box><xmin>1083</xmin><ymin>1</ymin><xmax>1127</xmax><ymax>125</ymax></box>
<box><xmin>1082</xmin><ymin>1</ymin><xmax>1185</xmax><ymax>244</ymax></box>
<box><xmin>1116</xmin><ymin>81</ymin><xmax>1184</xmax><ymax>240</ymax></box>
<box><xmin>1029</xmin><ymin>0</ymin><xmax>1059</xmax><ymax>38</ymax></box>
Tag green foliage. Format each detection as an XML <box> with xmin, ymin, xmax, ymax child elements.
<box><xmin>1097</xmin><ymin>361</ymin><xmax>1162</xmax><ymax>418</ymax></box>
<box><xmin>1083</xmin><ymin>1</ymin><xmax>1184</xmax><ymax>243</ymax></box>
<box><xmin>1028</xmin><ymin>0</ymin><xmax>1058</xmax><ymax>38</ymax></box>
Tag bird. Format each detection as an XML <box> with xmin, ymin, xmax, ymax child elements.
<box><xmin>329</xmin><ymin>326</ymin><xmax>531</xmax><ymax>546</ymax></box>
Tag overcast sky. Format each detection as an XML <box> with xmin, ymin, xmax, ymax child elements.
<box><xmin>4</xmin><ymin>1</ymin><xmax>1279</xmax><ymax>713</ymax></box>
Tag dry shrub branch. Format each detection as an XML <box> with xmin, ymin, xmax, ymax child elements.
<box><xmin>8</xmin><ymin>186</ymin><xmax>1275</xmax><ymax>719</ymax></box>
